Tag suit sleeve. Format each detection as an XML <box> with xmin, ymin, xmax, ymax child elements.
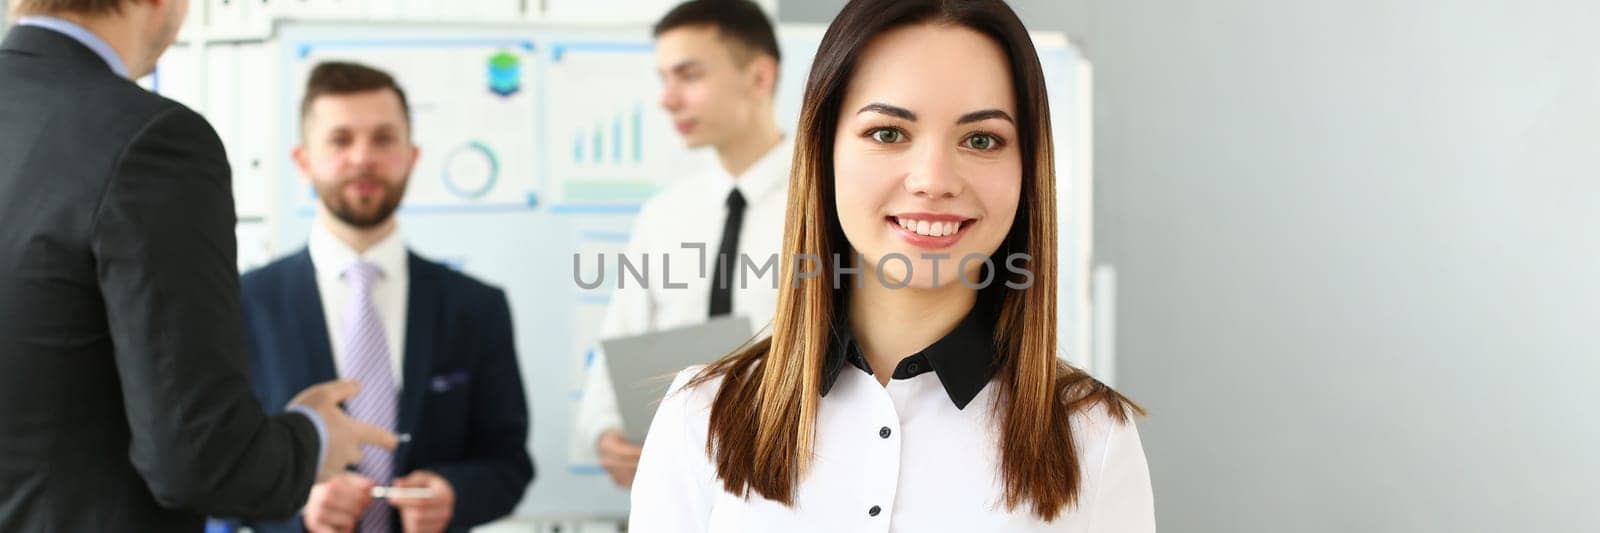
<box><xmin>91</xmin><ymin>105</ymin><xmax>319</xmax><ymax>518</ymax></box>
<box><xmin>430</xmin><ymin>288</ymin><xmax>534</xmax><ymax>528</ymax></box>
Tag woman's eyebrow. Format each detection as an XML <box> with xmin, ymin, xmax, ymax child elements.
<box><xmin>957</xmin><ymin>109</ymin><xmax>1014</xmax><ymax>124</ymax></box>
<box><xmin>857</xmin><ymin>102</ymin><xmax>917</xmax><ymax>121</ymax></box>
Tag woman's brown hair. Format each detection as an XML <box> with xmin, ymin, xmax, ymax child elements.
<box><xmin>687</xmin><ymin>0</ymin><xmax>1142</xmax><ymax>521</ymax></box>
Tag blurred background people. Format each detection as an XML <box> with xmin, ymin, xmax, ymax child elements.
<box><xmin>239</xmin><ymin>61</ymin><xmax>534</xmax><ymax>533</ymax></box>
<box><xmin>576</xmin><ymin>0</ymin><xmax>792</xmax><ymax>490</ymax></box>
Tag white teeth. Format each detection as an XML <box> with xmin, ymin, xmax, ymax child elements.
<box><xmin>894</xmin><ymin>216</ymin><xmax>965</xmax><ymax>237</ymax></box>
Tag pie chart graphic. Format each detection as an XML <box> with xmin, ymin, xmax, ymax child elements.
<box><xmin>442</xmin><ymin>141</ymin><xmax>499</xmax><ymax>200</ymax></box>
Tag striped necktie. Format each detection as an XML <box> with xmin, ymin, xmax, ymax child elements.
<box><xmin>342</xmin><ymin>261</ymin><xmax>397</xmax><ymax>533</ymax></box>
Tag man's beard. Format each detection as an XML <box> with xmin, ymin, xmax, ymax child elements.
<box><xmin>318</xmin><ymin>174</ymin><xmax>407</xmax><ymax>229</ymax></box>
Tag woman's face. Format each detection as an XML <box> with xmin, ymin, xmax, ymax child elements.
<box><xmin>833</xmin><ymin>23</ymin><xmax>1023</xmax><ymax>290</ymax></box>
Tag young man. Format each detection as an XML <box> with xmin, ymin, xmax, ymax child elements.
<box><xmin>0</xmin><ymin>1</ymin><xmax>394</xmax><ymax>530</ymax></box>
<box><xmin>239</xmin><ymin>62</ymin><xmax>534</xmax><ymax>533</ymax></box>
<box><xmin>576</xmin><ymin>0</ymin><xmax>792</xmax><ymax>489</ymax></box>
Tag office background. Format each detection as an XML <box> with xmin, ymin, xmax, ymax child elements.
<box><xmin>5</xmin><ymin>1</ymin><xmax>1092</xmax><ymax>529</ymax></box>
<box><xmin>4</xmin><ymin>0</ymin><xmax>1596</xmax><ymax>531</ymax></box>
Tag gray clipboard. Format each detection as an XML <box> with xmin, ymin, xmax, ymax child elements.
<box><xmin>599</xmin><ymin>315</ymin><xmax>756</xmax><ymax>443</ymax></box>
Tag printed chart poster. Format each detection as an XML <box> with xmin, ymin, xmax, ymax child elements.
<box><xmin>542</xmin><ymin>40</ymin><xmax>705</xmax><ymax>213</ymax></box>
<box><xmin>291</xmin><ymin>40</ymin><xmax>541</xmax><ymax>211</ymax></box>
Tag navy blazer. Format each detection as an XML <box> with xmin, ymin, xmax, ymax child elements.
<box><xmin>239</xmin><ymin>249</ymin><xmax>534</xmax><ymax>532</ymax></box>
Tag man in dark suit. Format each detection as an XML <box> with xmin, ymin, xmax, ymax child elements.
<box><xmin>239</xmin><ymin>62</ymin><xmax>533</xmax><ymax>533</ymax></box>
<box><xmin>0</xmin><ymin>1</ymin><xmax>398</xmax><ymax>531</ymax></box>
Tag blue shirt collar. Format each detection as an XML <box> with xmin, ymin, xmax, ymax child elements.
<box><xmin>15</xmin><ymin>16</ymin><xmax>132</xmax><ymax>79</ymax></box>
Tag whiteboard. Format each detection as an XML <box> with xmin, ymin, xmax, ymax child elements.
<box><xmin>154</xmin><ymin>20</ymin><xmax>1091</xmax><ymax>520</ymax></box>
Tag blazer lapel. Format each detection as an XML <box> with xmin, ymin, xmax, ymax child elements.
<box><xmin>289</xmin><ymin>250</ymin><xmax>339</xmax><ymax>386</ymax></box>
<box><xmin>395</xmin><ymin>253</ymin><xmax>438</xmax><ymax>469</ymax></box>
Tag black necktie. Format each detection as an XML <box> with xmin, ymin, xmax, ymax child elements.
<box><xmin>710</xmin><ymin>189</ymin><xmax>747</xmax><ymax>317</ymax></box>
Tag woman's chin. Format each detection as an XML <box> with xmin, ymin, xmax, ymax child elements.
<box><xmin>857</xmin><ymin>271</ymin><xmax>974</xmax><ymax>291</ymax></box>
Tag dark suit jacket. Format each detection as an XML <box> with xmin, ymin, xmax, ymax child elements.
<box><xmin>239</xmin><ymin>249</ymin><xmax>534</xmax><ymax>532</ymax></box>
<box><xmin>0</xmin><ymin>25</ymin><xmax>321</xmax><ymax>531</ymax></box>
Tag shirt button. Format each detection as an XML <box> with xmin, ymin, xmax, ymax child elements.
<box><xmin>879</xmin><ymin>427</ymin><xmax>891</xmax><ymax>439</ymax></box>
<box><xmin>906</xmin><ymin>362</ymin><xmax>921</xmax><ymax>374</ymax></box>
<box><xmin>868</xmin><ymin>505</ymin><xmax>882</xmax><ymax>517</ymax></box>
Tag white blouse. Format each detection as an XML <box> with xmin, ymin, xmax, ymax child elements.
<box><xmin>629</xmin><ymin>363</ymin><xmax>1156</xmax><ymax>532</ymax></box>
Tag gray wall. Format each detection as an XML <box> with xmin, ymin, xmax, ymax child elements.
<box><xmin>783</xmin><ymin>1</ymin><xmax>1600</xmax><ymax>531</ymax></box>
<box><xmin>1087</xmin><ymin>1</ymin><xmax>1600</xmax><ymax>531</ymax></box>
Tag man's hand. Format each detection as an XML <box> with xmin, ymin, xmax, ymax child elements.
<box><xmin>597</xmin><ymin>429</ymin><xmax>643</xmax><ymax>488</ymax></box>
<box><xmin>390</xmin><ymin>470</ymin><xmax>456</xmax><ymax>533</ymax></box>
<box><xmin>303</xmin><ymin>473</ymin><xmax>376</xmax><ymax>533</ymax></box>
<box><xmin>289</xmin><ymin>380</ymin><xmax>400</xmax><ymax>481</ymax></box>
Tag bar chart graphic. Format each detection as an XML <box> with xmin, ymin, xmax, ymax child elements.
<box><xmin>543</xmin><ymin>40</ymin><xmax>709</xmax><ymax>212</ymax></box>
<box><xmin>572</xmin><ymin>103</ymin><xmax>643</xmax><ymax>166</ymax></box>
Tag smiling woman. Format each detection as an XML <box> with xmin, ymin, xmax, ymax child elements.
<box><xmin>626</xmin><ymin>1</ymin><xmax>1155</xmax><ymax>532</ymax></box>
<box><xmin>832</xmin><ymin>21</ymin><xmax>1022</xmax><ymax>290</ymax></box>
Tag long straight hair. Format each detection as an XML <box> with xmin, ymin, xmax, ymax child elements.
<box><xmin>688</xmin><ymin>0</ymin><xmax>1141</xmax><ymax>521</ymax></box>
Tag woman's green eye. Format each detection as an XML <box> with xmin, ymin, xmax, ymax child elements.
<box><xmin>966</xmin><ymin>134</ymin><xmax>999</xmax><ymax>151</ymax></box>
<box><xmin>870</xmin><ymin>129</ymin><xmax>903</xmax><ymax>143</ymax></box>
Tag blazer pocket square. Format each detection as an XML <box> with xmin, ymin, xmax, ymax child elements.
<box><xmin>429</xmin><ymin>370</ymin><xmax>471</xmax><ymax>393</ymax></box>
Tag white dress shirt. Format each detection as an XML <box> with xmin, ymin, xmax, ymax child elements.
<box><xmin>629</xmin><ymin>308</ymin><xmax>1156</xmax><ymax>532</ymax></box>
<box><xmin>307</xmin><ymin>223</ymin><xmax>409</xmax><ymax>387</ymax></box>
<box><xmin>576</xmin><ymin>137</ymin><xmax>795</xmax><ymax>449</ymax></box>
